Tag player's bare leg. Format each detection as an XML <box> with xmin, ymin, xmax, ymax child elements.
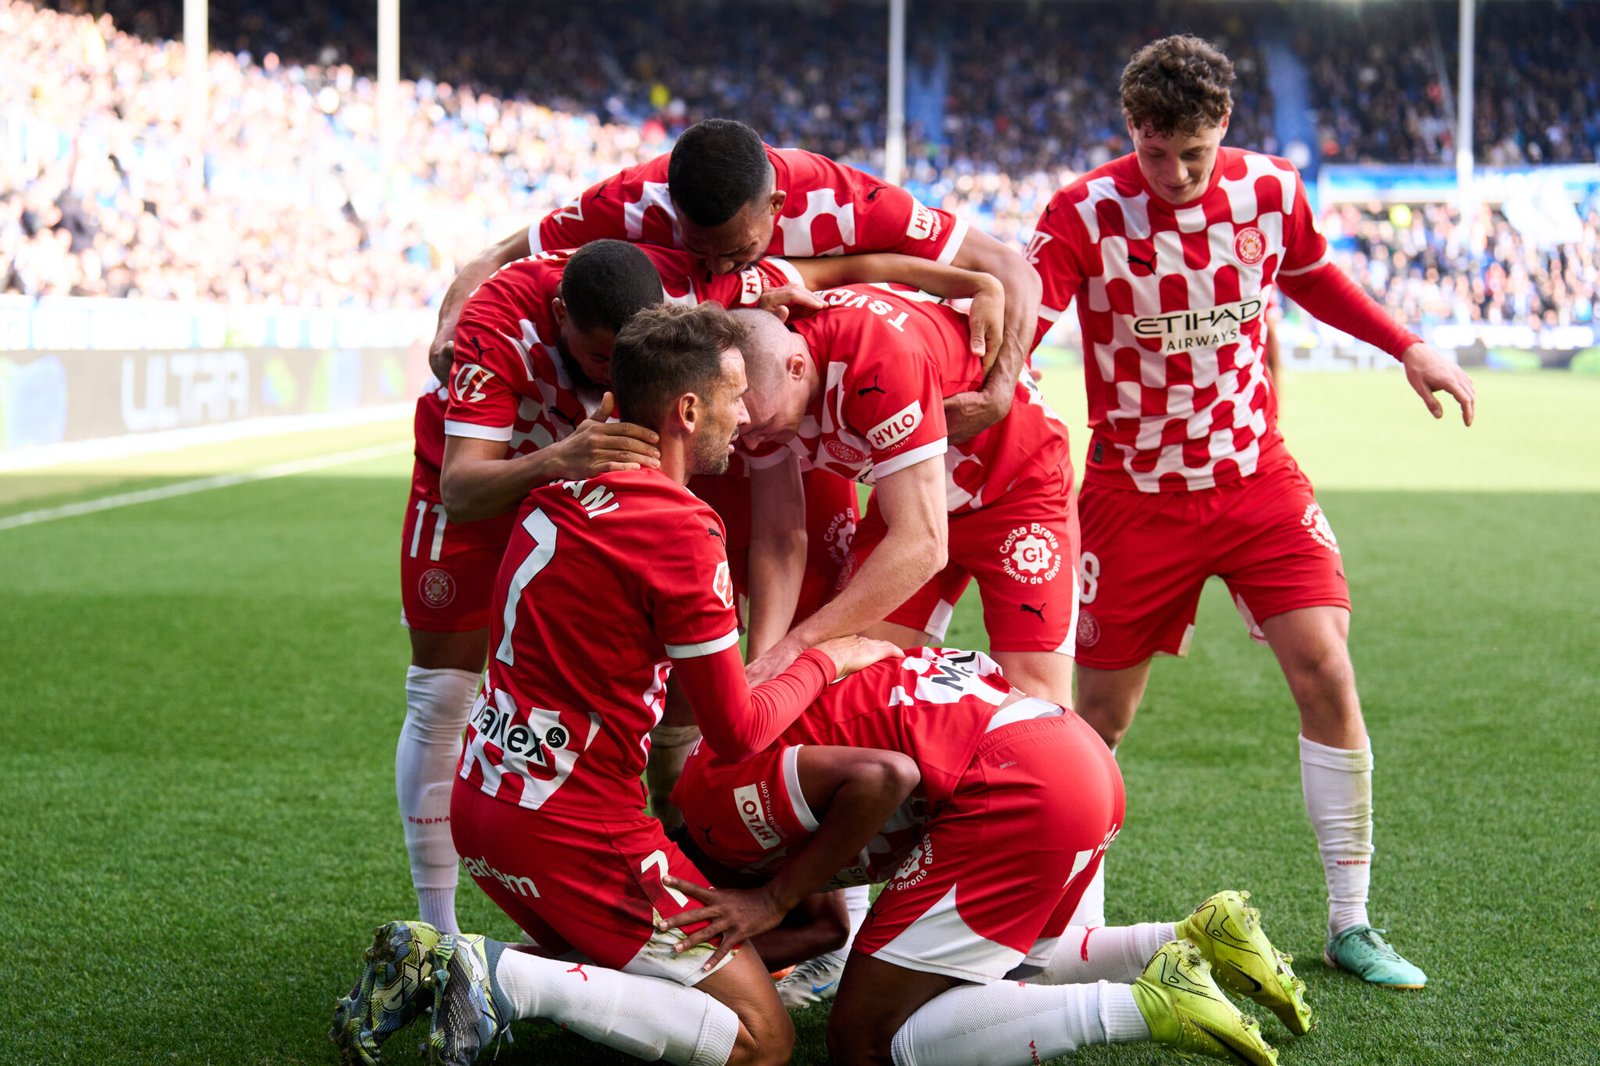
<box><xmin>648</xmin><ymin>681</ymin><xmax>700</xmax><ymax>832</ymax></box>
<box><xmin>1073</xmin><ymin>660</ymin><xmax>1153</xmax><ymax>748</ymax></box>
<box><xmin>990</xmin><ymin>650</ymin><xmax>1074</xmax><ymax>710</ymax></box>
<box><xmin>400</xmin><ymin>627</ymin><xmax>486</xmax><ymax>934</ymax></box>
<box><xmin>1259</xmin><ymin>605</ymin><xmax>1426</xmax><ymax>988</ymax></box>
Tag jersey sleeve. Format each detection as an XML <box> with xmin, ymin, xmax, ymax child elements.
<box><xmin>847</xmin><ymin>175</ymin><xmax>968</xmax><ymax>264</ymax></box>
<box><xmin>1275</xmin><ymin>168</ymin><xmax>1333</xmax><ymax>278</ymax></box>
<box><xmin>645</xmin><ymin>510</ymin><xmax>742</xmax><ymax>659</ymax></box>
<box><xmin>444</xmin><ymin>297</ymin><xmax>532</xmax><ymax>442</ymax></box>
<box><xmin>700</xmin><ymin>258</ymin><xmax>800</xmax><ymax>308</ymax></box>
<box><xmin>1026</xmin><ymin>189</ymin><xmax>1089</xmax><ymax>351</ymax></box>
<box><xmin>840</xmin><ymin>321</ymin><xmax>949</xmax><ymax>480</ymax></box>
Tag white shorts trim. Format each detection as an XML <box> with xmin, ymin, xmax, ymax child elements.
<box><xmin>868</xmin><ymin>884</ymin><xmax>1025</xmax><ymax>983</ymax></box>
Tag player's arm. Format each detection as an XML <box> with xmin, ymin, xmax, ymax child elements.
<box><xmin>428</xmin><ymin>226</ymin><xmax>532</xmax><ymax>381</ymax></box>
<box><xmin>441</xmin><ymin>394</ymin><xmax>661</xmax><ymax>520</ymax></box>
<box><xmin>745</xmin><ymin>452</ymin><xmax>807</xmax><ymax>661</ymax></box>
<box><xmin>1277</xmin><ymin>265</ymin><xmax>1475</xmax><ymax>425</ymax></box>
<box><xmin>943</xmin><ymin>228</ymin><xmax>1043</xmax><ymax>440</ymax></box>
<box><xmin>671</xmin><ymin>637</ymin><xmax>902</xmax><ymax>762</ymax></box>
<box><xmin>661</xmin><ymin>745</ymin><xmax>921</xmax><ymax>970</ymax></box>
<box><xmin>783</xmin><ymin>255</ymin><xmax>1005</xmax><ymax>369</ymax></box>
<box><xmin>747</xmin><ymin>456</ymin><xmax>947</xmax><ymax>684</ymax></box>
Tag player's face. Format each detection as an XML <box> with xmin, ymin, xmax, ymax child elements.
<box><xmin>690</xmin><ymin>348</ymin><xmax>752</xmax><ymax>477</ymax></box>
<box><xmin>558</xmin><ymin>323</ymin><xmax>619</xmax><ymax>388</ymax></box>
<box><xmin>1129</xmin><ymin>115</ymin><xmax>1229</xmax><ymax>205</ymax></box>
<box><xmin>738</xmin><ymin>372</ymin><xmax>806</xmax><ymax>451</ymax></box>
<box><xmin>678</xmin><ymin>200</ymin><xmax>777</xmax><ymax>276</ymax></box>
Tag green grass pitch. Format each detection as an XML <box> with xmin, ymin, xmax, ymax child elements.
<box><xmin>3</xmin><ymin>369</ymin><xmax>1598</xmax><ymax>1063</ymax></box>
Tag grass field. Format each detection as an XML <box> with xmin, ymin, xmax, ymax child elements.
<box><xmin>3</xmin><ymin>369</ymin><xmax>1598</xmax><ymax>1064</ymax></box>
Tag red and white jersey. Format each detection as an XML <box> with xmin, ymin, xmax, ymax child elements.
<box><xmin>444</xmin><ymin>247</ymin><xmax>792</xmax><ymax>453</ymax></box>
<box><xmin>411</xmin><ymin>382</ymin><xmax>449</xmax><ymax>499</ymax></box>
<box><xmin>532</xmin><ymin>146</ymin><xmax>968</xmax><ymax>264</ymax></box>
<box><xmin>1029</xmin><ymin>148</ymin><xmax>1330</xmax><ymax>493</ymax></box>
<box><xmin>460</xmin><ymin>470</ymin><xmax>741</xmax><ymax>816</ymax></box>
<box><xmin>749</xmin><ymin>286</ymin><xmax>1071</xmax><ymax>513</ymax></box>
<box><xmin>673</xmin><ymin>649</ymin><xmax>1061</xmax><ymax>883</ymax></box>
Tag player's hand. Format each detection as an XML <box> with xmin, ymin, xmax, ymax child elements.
<box><xmin>428</xmin><ymin>334</ymin><xmax>456</xmax><ymax>384</ymax></box>
<box><xmin>657</xmin><ymin>879</ymin><xmax>786</xmax><ymax>973</ymax></box>
<box><xmin>745</xmin><ymin>637</ymin><xmax>803</xmax><ymax>686</ymax></box>
<box><xmin>756</xmin><ymin>283</ymin><xmax>827</xmax><ymax>323</ymax></box>
<box><xmin>551</xmin><ymin>392</ymin><xmax>661</xmax><ymax>475</ymax></box>
<box><xmin>1401</xmin><ymin>342</ymin><xmax>1475</xmax><ymax>426</ymax></box>
<box><xmin>968</xmin><ymin>278</ymin><xmax>1005</xmax><ymax>372</ymax></box>
<box><xmin>811</xmin><ymin>635</ymin><xmax>903</xmax><ymax>679</ymax></box>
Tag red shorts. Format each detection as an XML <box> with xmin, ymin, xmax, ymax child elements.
<box><xmin>694</xmin><ymin>468</ymin><xmax>858</xmax><ymax>626</ymax></box>
<box><xmin>854</xmin><ymin>459</ymin><xmax>1078</xmax><ymax>653</ymax></box>
<box><xmin>399</xmin><ymin>482</ymin><xmax>515</xmax><ymax>633</ymax></box>
<box><xmin>857</xmin><ymin>708</ymin><xmax>1124</xmax><ymax>982</ymax></box>
<box><xmin>1074</xmin><ymin>457</ymin><xmax>1350</xmax><ymax>670</ymax></box>
<box><xmin>450</xmin><ymin>780</ymin><xmax>731</xmax><ymax>986</ymax></box>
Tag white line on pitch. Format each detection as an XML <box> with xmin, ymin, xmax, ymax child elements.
<box><xmin>0</xmin><ymin>441</ymin><xmax>411</xmax><ymax>532</ymax></box>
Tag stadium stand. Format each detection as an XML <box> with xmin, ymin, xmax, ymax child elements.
<box><xmin>7</xmin><ymin>0</ymin><xmax>1598</xmax><ymax>341</ymax></box>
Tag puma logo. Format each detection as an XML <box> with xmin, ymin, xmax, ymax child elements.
<box><xmin>1020</xmin><ymin>604</ymin><xmax>1045</xmax><ymax>621</ymax></box>
<box><xmin>856</xmin><ymin>375</ymin><xmax>886</xmax><ymax>398</ymax></box>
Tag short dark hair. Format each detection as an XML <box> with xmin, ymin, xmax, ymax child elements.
<box><xmin>667</xmin><ymin>119</ymin><xmax>771</xmax><ymax>227</ymax></box>
<box><xmin>612</xmin><ymin>303</ymin><xmax>747</xmax><ymax>431</ymax></box>
<box><xmin>1120</xmin><ymin>35</ymin><xmax>1234</xmax><ymax>137</ymax></box>
<box><xmin>559</xmin><ymin>240</ymin><xmax>666</xmax><ymax>332</ymax></box>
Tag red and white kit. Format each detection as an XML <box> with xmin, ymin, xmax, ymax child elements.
<box><xmin>452</xmin><ymin>469</ymin><xmax>841</xmax><ymax>981</ymax></box>
<box><xmin>400</xmin><ymin>383</ymin><xmax>516</xmax><ymax>632</ymax></box>
<box><xmin>443</xmin><ymin>246</ymin><xmax>852</xmax><ymax>626</ymax></box>
<box><xmin>1028</xmin><ymin>149</ymin><xmax>1418</xmax><ymax>665</ymax></box>
<box><xmin>752</xmin><ymin>285</ymin><xmax>1078</xmax><ymax>652</ymax></box>
<box><xmin>673</xmin><ymin>648</ymin><xmax>1125</xmax><ymax>982</ymax></box>
<box><xmin>532</xmin><ymin>146</ymin><xmax>969</xmax><ymax>264</ymax></box>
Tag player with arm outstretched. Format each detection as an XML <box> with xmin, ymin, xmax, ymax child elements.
<box><xmin>335</xmin><ymin>302</ymin><xmax>902</xmax><ymax>1066</ymax></box>
<box><xmin>665</xmin><ymin>648</ymin><xmax>1309</xmax><ymax>1066</ymax></box>
<box><xmin>731</xmin><ymin>287</ymin><xmax>1077</xmax><ymax>713</ymax></box>
<box><xmin>1025</xmin><ymin>34</ymin><xmax>1474</xmax><ymax>989</ymax></box>
<box><xmin>430</xmin><ymin>118</ymin><xmax>1039</xmax><ymax>440</ymax></box>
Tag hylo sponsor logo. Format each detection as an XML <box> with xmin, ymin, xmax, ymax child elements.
<box><xmin>866</xmin><ymin>401</ymin><xmax>923</xmax><ymax>452</ymax></box>
<box><xmin>734</xmin><ymin>783</ymin><xmax>782</xmax><ymax>849</ymax></box>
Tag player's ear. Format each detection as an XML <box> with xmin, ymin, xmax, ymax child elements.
<box><xmin>768</xmin><ymin>188</ymin><xmax>786</xmax><ymax>216</ymax></box>
<box><xmin>675</xmin><ymin>390</ymin><xmax>700</xmax><ymax>434</ymax></box>
<box><xmin>551</xmin><ymin>297</ymin><xmax>568</xmax><ymax>329</ymax></box>
<box><xmin>1218</xmin><ymin>112</ymin><xmax>1231</xmax><ymax>138</ymax></box>
<box><xmin>785</xmin><ymin>350</ymin><xmax>805</xmax><ymax>382</ymax></box>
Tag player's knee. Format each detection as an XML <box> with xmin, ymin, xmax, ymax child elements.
<box><xmin>729</xmin><ymin>1004</ymin><xmax>794</xmax><ymax>1066</ymax></box>
<box><xmin>825</xmin><ymin>1017</ymin><xmax>895</xmax><ymax>1066</ymax></box>
<box><xmin>1075</xmin><ymin>697</ymin><xmax>1134</xmax><ymax>747</ymax></box>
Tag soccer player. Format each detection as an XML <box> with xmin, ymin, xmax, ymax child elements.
<box><xmin>664</xmin><ymin>648</ymin><xmax>1306</xmax><ymax>1066</ymax></box>
<box><xmin>731</xmin><ymin>288</ymin><xmax>1077</xmax><ymax>712</ymax></box>
<box><xmin>1025</xmin><ymin>34</ymin><xmax>1476</xmax><ymax>988</ymax></box>
<box><xmin>429</xmin><ymin>118</ymin><xmax>1040</xmax><ymax>439</ymax></box>
<box><xmin>399</xmin><ymin>239</ymin><xmax>998</xmax><ymax>933</ymax></box>
<box><xmin>335</xmin><ymin>302</ymin><xmax>902</xmax><ymax>1066</ymax></box>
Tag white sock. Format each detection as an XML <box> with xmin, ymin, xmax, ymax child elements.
<box><xmin>398</xmin><ymin>665</ymin><xmax>479</xmax><ymax>933</ymax></box>
<box><xmin>889</xmin><ymin>980</ymin><xmax>1148</xmax><ymax>1066</ymax></box>
<box><xmin>1032</xmin><ymin>923</ymin><xmax>1175</xmax><ymax>984</ymax></box>
<box><xmin>494</xmin><ymin>947</ymin><xmax>739</xmax><ymax>1065</ymax></box>
<box><xmin>840</xmin><ymin>883</ymin><xmax>871</xmax><ymax>954</ymax></box>
<box><xmin>1300</xmin><ymin>734</ymin><xmax>1374</xmax><ymax>937</ymax></box>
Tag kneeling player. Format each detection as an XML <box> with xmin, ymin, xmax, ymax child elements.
<box><xmin>667</xmin><ymin>648</ymin><xmax>1311</xmax><ymax>1066</ymax></box>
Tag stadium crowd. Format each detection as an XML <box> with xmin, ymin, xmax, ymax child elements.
<box><xmin>5</xmin><ymin>0</ymin><xmax>1599</xmax><ymax>337</ymax></box>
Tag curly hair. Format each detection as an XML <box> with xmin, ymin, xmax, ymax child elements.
<box><xmin>1120</xmin><ymin>35</ymin><xmax>1235</xmax><ymax>137</ymax></box>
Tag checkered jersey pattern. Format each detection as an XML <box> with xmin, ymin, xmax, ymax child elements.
<box><xmin>1030</xmin><ymin>149</ymin><xmax>1329</xmax><ymax>492</ymax></box>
